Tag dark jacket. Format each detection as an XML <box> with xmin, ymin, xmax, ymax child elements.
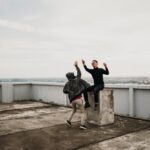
<box><xmin>84</xmin><ymin>65</ymin><xmax>109</xmax><ymax>85</ymax></box>
<box><xmin>63</xmin><ymin>65</ymin><xmax>90</xmax><ymax>102</ymax></box>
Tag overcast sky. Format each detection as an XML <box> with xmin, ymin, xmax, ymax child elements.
<box><xmin>0</xmin><ymin>0</ymin><xmax>150</xmax><ymax>78</ymax></box>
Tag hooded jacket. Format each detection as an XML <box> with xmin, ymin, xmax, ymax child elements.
<box><xmin>63</xmin><ymin>65</ymin><xmax>90</xmax><ymax>102</ymax></box>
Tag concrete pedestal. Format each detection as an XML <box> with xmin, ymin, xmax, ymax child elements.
<box><xmin>87</xmin><ymin>89</ymin><xmax>114</xmax><ymax>126</ymax></box>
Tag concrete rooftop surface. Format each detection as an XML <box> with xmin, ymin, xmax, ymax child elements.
<box><xmin>0</xmin><ymin>101</ymin><xmax>150</xmax><ymax>150</ymax></box>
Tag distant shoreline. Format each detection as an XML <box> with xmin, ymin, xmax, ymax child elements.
<box><xmin>0</xmin><ymin>77</ymin><xmax>150</xmax><ymax>85</ymax></box>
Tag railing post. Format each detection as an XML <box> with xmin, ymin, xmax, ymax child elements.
<box><xmin>129</xmin><ymin>86</ymin><xmax>134</xmax><ymax>117</ymax></box>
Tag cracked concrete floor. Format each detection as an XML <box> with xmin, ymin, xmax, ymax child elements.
<box><xmin>0</xmin><ymin>101</ymin><xmax>150</xmax><ymax>150</ymax></box>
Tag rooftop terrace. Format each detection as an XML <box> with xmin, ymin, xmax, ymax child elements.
<box><xmin>0</xmin><ymin>101</ymin><xmax>150</xmax><ymax>150</ymax></box>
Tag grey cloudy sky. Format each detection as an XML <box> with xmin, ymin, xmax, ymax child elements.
<box><xmin>0</xmin><ymin>0</ymin><xmax>150</xmax><ymax>78</ymax></box>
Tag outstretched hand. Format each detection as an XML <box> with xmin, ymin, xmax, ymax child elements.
<box><xmin>74</xmin><ymin>61</ymin><xmax>78</xmax><ymax>66</ymax></box>
<box><xmin>103</xmin><ymin>63</ymin><xmax>107</xmax><ymax>67</ymax></box>
<box><xmin>82</xmin><ymin>59</ymin><xmax>85</xmax><ymax>65</ymax></box>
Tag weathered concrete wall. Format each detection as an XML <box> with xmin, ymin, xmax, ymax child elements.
<box><xmin>87</xmin><ymin>89</ymin><xmax>114</xmax><ymax>126</ymax></box>
<box><xmin>32</xmin><ymin>84</ymin><xmax>67</xmax><ymax>105</ymax></box>
<box><xmin>113</xmin><ymin>89</ymin><xmax>129</xmax><ymax>115</ymax></box>
<box><xmin>134</xmin><ymin>89</ymin><xmax>150</xmax><ymax>119</ymax></box>
<box><xmin>13</xmin><ymin>84</ymin><xmax>32</xmax><ymax>101</ymax></box>
<box><xmin>0</xmin><ymin>86</ymin><xmax>2</xmax><ymax>102</ymax></box>
<box><xmin>0</xmin><ymin>82</ymin><xmax>150</xmax><ymax>120</ymax></box>
<box><xmin>1</xmin><ymin>83</ymin><xmax>13</xmax><ymax>103</ymax></box>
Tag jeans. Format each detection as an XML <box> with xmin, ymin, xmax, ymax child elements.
<box><xmin>83</xmin><ymin>84</ymin><xmax>104</xmax><ymax>103</ymax></box>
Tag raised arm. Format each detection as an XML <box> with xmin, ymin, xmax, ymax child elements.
<box><xmin>74</xmin><ymin>61</ymin><xmax>81</xmax><ymax>78</ymax></box>
<box><xmin>102</xmin><ymin>63</ymin><xmax>109</xmax><ymax>75</ymax></box>
<box><xmin>82</xmin><ymin>59</ymin><xmax>92</xmax><ymax>74</ymax></box>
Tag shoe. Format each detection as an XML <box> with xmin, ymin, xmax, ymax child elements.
<box><xmin>94</xmin><ymin>103</ymin><xmax>99</xmax><ymax>111</ymax></box>
<box><xmin>84</xmin><ymin>102</ymin><xmax>90</xmax><ymax>108</ymax></box>
<box><xmin>66</xmin><ymin>120</ymin><xmax>71</xmax><ymax>126</ymax></box>
<box><xmin>80</xmin><ymin>125</ymin><xmax>87</xmax><ymax>130</ymax></box>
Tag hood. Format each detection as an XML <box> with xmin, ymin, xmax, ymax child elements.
<box><xmin>66</xmin><ymin>72</ymin><xmax>75</xmax><ymax>80</ymax></box>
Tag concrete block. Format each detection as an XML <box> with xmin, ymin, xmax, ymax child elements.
<box><xmin>87</xmin><ymin>89</ymin><xmax>114</xmax><ymax>126</ymax></box>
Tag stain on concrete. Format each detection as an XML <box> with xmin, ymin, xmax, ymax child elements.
<box><xmin>79</xmin><ymin>128</ymin><xmax>150</xmax><ymax>150</ymax></box>
<box><xmin>0</xmin><ymin>101</ymin><xmax>150</xmax><ymax>150</ymax></box>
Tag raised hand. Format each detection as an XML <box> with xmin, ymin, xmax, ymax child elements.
<box><xmin>82</xmin><ymin>59</ymin><xmax>85</xmax><ymax>65</ymax></box>
<box><xmin>103</xmin><ymin>63</ymin><xmax>107</xmax><ymax>67</ymax></box>
<box><xmin>74</xmin><ymin>61</ymin><xmax>78</xmax><ymax>66</ymax></box>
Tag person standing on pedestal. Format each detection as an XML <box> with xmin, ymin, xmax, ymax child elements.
<box><xmin>82</xmin><ymin>59</ymin><xmax>109</xmax><ymax>109</ymax></box>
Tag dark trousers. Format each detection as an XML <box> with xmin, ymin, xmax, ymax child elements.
<box><xmin>83</xmin><ymin>84</ymin><xmax>104</xmax><ymax>103</ymax></box>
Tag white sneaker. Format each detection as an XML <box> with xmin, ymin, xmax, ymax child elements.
<box><xmin>80</xmin><ymin>125</ymin><xmax>87</xmax><ymax>130</ymax></box>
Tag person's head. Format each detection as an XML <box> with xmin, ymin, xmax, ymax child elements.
<box><xmin>66</xmin><ymin>72</ymin><xmax>75</xmax><ymax>80</ymax></box>
<box><xmin>91</xmin><ymin>60</ymin><xmax>98</xmax><ymax>68</ymax></box>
